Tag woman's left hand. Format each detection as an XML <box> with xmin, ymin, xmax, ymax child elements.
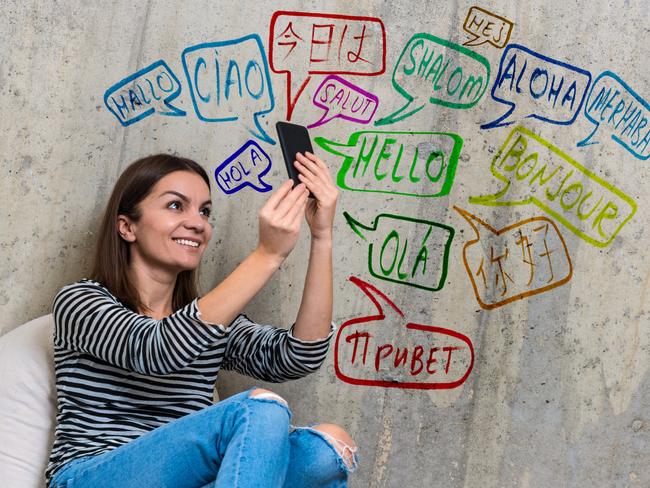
<box><xmin>294</xmin><ymin>151</ymin><xmax>339</xmax><ymax>241</ymax></box>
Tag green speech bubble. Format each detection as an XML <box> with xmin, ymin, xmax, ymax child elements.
<box><xmin>315</xmin><ymin>131</ymin><xmax>463</xmax><ymax>197</ymax></box>
<box><xmin>469</xmin><ymin>125</ymin><xmax>637</xmax><ymax>247</ymax></box>
<box><xmin>375</xmin><ymin>33</ymin><xmax>490</xmax><ymax>126</ymax></box>
<box><xmin>344</xmin><ymin>211</ymin><xmax>455</xmax><ymax>291</ymax></box>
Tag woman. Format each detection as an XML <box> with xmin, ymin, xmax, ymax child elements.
<box><xmin>45</xmin><ymin>152</ymin><xmax>357</xmax><ymax>487</ymax></box>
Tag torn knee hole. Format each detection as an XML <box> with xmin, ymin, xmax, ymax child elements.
<box><xmin>248</xmin><ymin>388</ymin><xmax>289</xmax><ymax>407</ymax></box>
<box><xmin>311</xmin><ymin>424</ymin><xmax>358</xmax><ymax>470</ymax></box>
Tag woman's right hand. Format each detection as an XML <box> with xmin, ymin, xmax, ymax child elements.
<box><xmin>256</xmin><ymin>179</ymin><xmax>309</xmax><ymax>263</ymax></box>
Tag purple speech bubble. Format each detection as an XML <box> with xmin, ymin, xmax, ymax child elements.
<box><xmin>307</xmin><ymin>74</ymin><xmax>379</xmax><ymax>129</ymax></box>
<box><xmin>215</xmin><ymin>140</ymin><xmax>272</xmax><ymax>194</ymax></box>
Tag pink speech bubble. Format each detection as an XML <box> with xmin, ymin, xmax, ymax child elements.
<box><xmin>269</xmin><ymin>11</ymin><xmax>386</xmax><ymax>120</ymax></box>
<box><xmin>307</xmin><ymin>75</ymin><xmax>379</xmax><ymax>129</ymax></box>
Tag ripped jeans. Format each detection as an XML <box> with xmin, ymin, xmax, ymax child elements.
<box><xmin>48</xmin><ymin>387</ymin><xmax>358</xmax><ymax>488</ymax></box>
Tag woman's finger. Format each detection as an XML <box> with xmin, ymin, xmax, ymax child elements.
<box><xmin>304</xmin><ymin>151</ymin><xmax>327</xmax><ymax>169</ymax></box>
<box><xmin>295</xmin><ymin>153</ymin><xmax>323</xmax><ymax>180</ymax></box>
<box><xmin>296</xmin><ymin>152</ymin><xmax>327</xmax><ymax>175</ymax></box>
<box><xmin>297</xmin><ymin>172</ymin><xmax>323</xmax><ymax>196</ymax></box>
<box><xmin>284</xmin><ymin>188</ymin><xmax>308</xmax><ymax>226</ymax></box>
<box><xmin>302</xmin><ymin>152</ymin><xmax>335</xmax><ymax>186</ymax></box>
<box><xmin>295</xmin><ymin>161</ymin><xmax>318</xmax><ymax>185</ymax></box>
<box><xmin>293</xmin><ymin>152</ymin><xmax>338</xmax><ymax>206</ymax></box>
<box><xmin>304</xmin><ymin>151</ymin><xmax>331</xmax><ymax>176</ymax></box>
<box><xmin>274</xmin><ymin>183</ymin><xmax>308</xmax><ymax>219</ymax></box>
<box><xmin>261</xmin><ymin>179</ymin><xmax>295</xmax><ymax>213</ymax></box>
<box><xmin>295</xmin><ymin>153</ymin><xmax>334</xmax><ymax>195</ymax></box>
<box><xmin>297</xmin><ymin>164</ymin><xmax>334</xmax><ymax>202</ymax></box>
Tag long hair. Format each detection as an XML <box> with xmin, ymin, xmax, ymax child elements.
<box><xmin>90</xmin><ymin>154</ymin><xmax>211</xmax><ymax>314</ymax></box>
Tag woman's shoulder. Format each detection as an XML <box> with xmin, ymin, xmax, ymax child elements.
<box><xmin>55</xmin><ymin>278</ymin><xmax>118</xmax><ymax>303</ymax></box>
<box><xmin>51</xmin><ymin>278</ymin><xmax>124</xmax><ymax>321</ymax></box>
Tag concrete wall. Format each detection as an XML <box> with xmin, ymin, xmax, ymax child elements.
<box><xmin>1</xmin><ymin>0</ymin><xmax>648</xmax><ymax>486</ymax></box>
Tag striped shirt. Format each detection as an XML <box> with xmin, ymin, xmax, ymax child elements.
<box><xmin>45</xmin><ymin>279</ymin><xmax>333</xmax><ymax>485</ymax></box>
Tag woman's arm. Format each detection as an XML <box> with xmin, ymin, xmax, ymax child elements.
<box><xmin>196</xmin><ymin>179</ymin><xmax>309</xmax><ymax>326</ymax></box>
<box><xmin>291</xmin><ymin>151</ymin><xmax>339</xmax><ymax>341</ymax></box>
<box><xmin>292</xmin><ymin>237</ymin><xmax>333</xmax><ymax>340</ymax></box>
<box><xmin>221</xmin><ymin>152</ymin><xmax>338</xmax><ymax>378</ymax></box>
<box><xmin>198</xmin><ymin>150</ymin><xmax>337</xmax><ymax>336</ymax></box>
<box><xmin>222</xmin><ymin>315</ymin><xmax>332</xmax><ymax>382</ymax></box>
<box><xmin>53</xmin><ymin>280</ymin><xmax>226</xmax><ymax>375</ymax></box>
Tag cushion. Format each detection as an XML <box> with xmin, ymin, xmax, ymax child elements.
<box><xmin>0</xmin><ymin>314</ymin><xmax>56</xmax><ymax>488</ymax></box>
<box><xmin>0</xmin><ymin>314</ymin><xmax>221</xmax><ymax>488</ymax></box>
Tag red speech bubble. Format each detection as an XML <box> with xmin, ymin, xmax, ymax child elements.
<box><xmin>335</xmin><ymin>276</ymin><xmax>474</xmax><ymax>389</ymax></box>
<box><xmin>269</xmin><ymin>11</ymin><xmax>386</xmax><ymax>120</ymax></box>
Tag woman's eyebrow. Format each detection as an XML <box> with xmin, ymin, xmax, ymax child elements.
<box><xmin>160</xmin><ymin>190</ymin><xmax>212</xmax><ymax>206</ymax></box>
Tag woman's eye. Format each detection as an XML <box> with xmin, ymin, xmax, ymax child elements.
<box><xmin>200</xmin><ymin>208</ymin><xmax>212</xmax><ymax>218</ymax></box>
<box><xmin>168</xmin><ymin>201</ymin><xmax>182</xmax><ymax>210</ymax></box>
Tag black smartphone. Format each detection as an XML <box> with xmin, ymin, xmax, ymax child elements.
<box><xmin>276</xmin><ymin>121</ymin><xmax>315</xmax><ymax>196</ymax></box>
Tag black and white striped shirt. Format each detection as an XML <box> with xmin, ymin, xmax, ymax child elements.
<box><xmin>45</xmin><ymin>279</ymin><xmax>333</xmax><ymax>485</ymax></box>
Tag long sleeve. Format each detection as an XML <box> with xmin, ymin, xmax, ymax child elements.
<box><xmin>53</xmin><ymin>280</ymin><xmax>226</xmax><ymax>375</ymax></box>
<box><xmin>222</xmin><ymin>314</ymin><xmax>334</xmax><ymax>382</ymax></box>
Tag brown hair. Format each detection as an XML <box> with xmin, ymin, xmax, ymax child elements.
<box><xmin>90</xmin><ymin>154</ymin><xmax>211</xmax><ymax>314</ymax></box>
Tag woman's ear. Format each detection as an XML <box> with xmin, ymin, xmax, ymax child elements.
<box><xmin>117</xmin><ymin>215</ymin><xmax>136</xmax><ymax>243</ymax></box>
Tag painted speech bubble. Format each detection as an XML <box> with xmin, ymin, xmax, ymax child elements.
<box><xmin>462</xmin><ymin>6</ymin><xmax>514</xmax><ymax>48</ymax></box>
<box><xmin>307</xmin><ymin>75</ymin><xmax>379</xmax><ymax>129</ymax></box>
<box><xmin>181</xmin><ymin>34</ymin><xmax>276</xmax><ymax>144</ymax></box>
<box><xmin>315</xmin><ymin>131</ymin><xmax>463</xmax><ymax>197</ymax></box>
<box><xmin>335</xmin><ymin>276</ymin><xmax>474</xmax><ymax>389</ymax></box>
<box><xmin>104</xmin><ymin>60</ymin><xmax>186</xmax><ymax>126</ymax></box>
<box><xmin>454</xmin><ymin>207</ymin><xmax>572</xmax><ymax>309</ymax></box>
<box><xmin>344</xmin><ymin>212</ymin><xmax>454</xmax><ymax>291</ymax></box>
<box><xmin>469</xmin><ymin>125</ymin><xmax>637</xmax><ymax>248</ymax></box>
<box><xmin>269</xmin><ymin>11</ymin><xmax>386</xmax><ymax>120</ymax></box>
<box><xmin>578</xmin><ymin>71</ymin><xmax>650</xmax><ymax>160</ymax></box>
<box><xmin>375</xmin><ymin>33</ymin><xmax>490</xmax><ymax>126</ymax></box>
<box><xmin>214</xmin><ymin>140</ymin><xmax>272</xmax><ymax>194</ymax></box>
<box><xmin>481</xmin><ymin>44</ymin><xmax>592</xmax><ymax>130</ymax></box>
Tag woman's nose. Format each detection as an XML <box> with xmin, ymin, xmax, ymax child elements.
<box><xmin>184</xmin><ymin>212</ymin><xmax>206</xmax><ymax>232</ymax></box>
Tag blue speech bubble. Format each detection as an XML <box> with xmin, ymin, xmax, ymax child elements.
<box><xmin>182</xmin><ymin>34</ymin><xmax>276</xmax><ymax>145</ymax></box>
<box><xmin>104</xmin><ymin>60</ymin><xmax>186</xmax><ymax>126</ymax></box>
<box><xmin>578</xmin><ymin>71</ymin><xmax>650</xmax><ymax>160</ymax></box>
<box><xmin>481</xmin><ymin>44</ymin><xmax>591</xmax><ymax>130</ymax></box>
<box><xmin>215</xmin><ymin>140</ymin><xmax>273</xmax><ymax>194</ymax></box>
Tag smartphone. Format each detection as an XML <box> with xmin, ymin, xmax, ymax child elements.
<box><xmin>276</xmin><ymin>121</ymin><xmax>315</xmax><ymax>196</ymax></box>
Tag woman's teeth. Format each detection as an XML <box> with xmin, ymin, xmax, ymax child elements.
<box><xmin>174</xmin><ymin>239</ymin><xmax>199</xmax><ymax>248</ymax></box>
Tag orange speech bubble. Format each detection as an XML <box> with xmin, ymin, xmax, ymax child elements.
<box><xmin>454</xmin><ymin>207</ymin><xmax>573</xmax><ymax>309</ymax></box>
<box><xmin>269</xmin><ymin>11</ymin><xmax>386</xmax><ymax>120</ymax></box>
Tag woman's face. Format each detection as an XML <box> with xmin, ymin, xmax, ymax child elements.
<box><xmin>119</xmin><ymin>170</ymin><xmax>213</xmax><ymax>277</ymax></box>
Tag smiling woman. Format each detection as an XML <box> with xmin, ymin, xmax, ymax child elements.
<box><xmin>115</xmin><ymin>170</ymin><xmax>214</xmax><ymax>318</ymax></box>
<box><xmin>90</xmin><ymin>155</ymin><xmax>212</xmax><ymax>317</ymax></box>
<box><xmin>45</xmin><ymin>154</ymin><xmax>358</xmax><ymax>488</ymax></box>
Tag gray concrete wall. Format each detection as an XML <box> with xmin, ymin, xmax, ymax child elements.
<box><xmin>1</xmin><ymin>0</ymin><xmax>648</xmax><ymax>486</ymax></box>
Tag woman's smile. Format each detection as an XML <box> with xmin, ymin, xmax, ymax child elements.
<box><xmin>172</xmin><ymin>238</ymin><xmax>202</xmax><ymax>249</ymax></box>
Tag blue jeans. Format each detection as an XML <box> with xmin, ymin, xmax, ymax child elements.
<box><xmin>48</xmin><ymin>387</ymin><xmax>357</xmax><ymax>487</ymax></box>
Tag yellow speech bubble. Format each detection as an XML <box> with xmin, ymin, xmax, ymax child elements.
<box><xmin>469</xmin><ymin>126</ymin><xmax>636</xmax><ymax>248</ymax></box>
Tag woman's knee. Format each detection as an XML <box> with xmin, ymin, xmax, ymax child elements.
<box><xmin>248</xmin><ymin>388</ymin><xmax>289</xmax><ymax>408</ymax></box>
<box><xmin>246</xmin><ymin>388</ymin><xmax>292</xmax><ymax>428</ymax></box>
<box><xmin>310</xmin><ymin>423</ymin><xmax>358</xmax><ymax>471</ymax></box>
